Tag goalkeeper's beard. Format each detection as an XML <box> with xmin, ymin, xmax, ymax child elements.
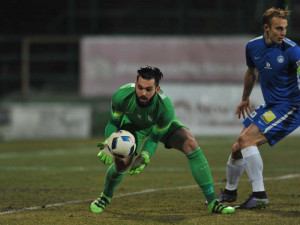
<box><xmin>135</xmin><ymin>93</ymin><xmax>156</xmax><ymax>107</ymax></box>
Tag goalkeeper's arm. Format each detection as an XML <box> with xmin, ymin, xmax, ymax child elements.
<box><xmin>128</xmin><ymin>123</ymin><xmax>171</xmax><ymax>174</ymax></box>
<box><xmin>104</xmin><ymin>106</ymin><xmax>124</xmax><ymax>139</ymax></box>
<box><xmin>142</xmin><ymin>123</ymin><xmax>171</xmax><ymax>157</ymax></box>
<box><xmin>97</xmin><ymin>105</ymin><xmax>124</xmax><ymax>164</ymax></box>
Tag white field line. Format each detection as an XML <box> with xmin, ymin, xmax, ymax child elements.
<box><xmin>1</xmin><ymin>173</ymin><xmax>300</xmax><ymax>216</ymax></box>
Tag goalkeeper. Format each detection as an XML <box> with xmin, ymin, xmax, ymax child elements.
<box><xmin>90</xmin><ymin>65</ymin><xmax>235</xmax><ymax>214</ymax></box>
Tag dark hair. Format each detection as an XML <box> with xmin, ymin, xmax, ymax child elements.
<box><xmin>137</xmin><ymin>65</ymin><xmax>163</xmax><ymax>86</ymax></box>
<box><xmin>263</xmin><ymin>7</ymin><xmax>290</xmax><ymax>26</ymax></box>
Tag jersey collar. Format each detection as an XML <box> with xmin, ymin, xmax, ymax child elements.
<box><xmin>263</xmin><ymin>35</ymin><xmax>282</xmax><ymax>49</ymax></box>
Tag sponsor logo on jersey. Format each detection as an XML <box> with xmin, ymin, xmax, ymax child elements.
<box><xmin>277</xmin><ymin>56</ymin><xmax>284</xmax><ymax>63</ymax></box>
<box><xmin>264</xmin><ymin>62</ymin><xmax>272</xmax><ymax>69</ymax></box>
<box><xmin>260</xmin><ymin>110</ymin><xmax>276</xmax><ymax>124</ymax></box>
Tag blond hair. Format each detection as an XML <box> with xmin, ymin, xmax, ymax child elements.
<box><xmin>263</xmin><ymin>7</ymin><xmax>290</xmax><ymax>26</ymax></box>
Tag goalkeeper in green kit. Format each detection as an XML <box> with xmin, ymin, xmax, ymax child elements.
<box><xmin>90</xmin><ymin>65</ymin><xmax>235</xmax><ymax>214</ymax></box>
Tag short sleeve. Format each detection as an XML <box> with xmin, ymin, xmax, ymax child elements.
<box><xmin>246</xmin><ymin>43</ymin><xmax>255</xmax><ymax>68</ymax></box>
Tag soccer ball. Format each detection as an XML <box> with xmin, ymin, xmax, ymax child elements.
<box><xmin>107</xmin><ymin>130</ymin><xmax>136</xmax><ymax>158</ymax></box>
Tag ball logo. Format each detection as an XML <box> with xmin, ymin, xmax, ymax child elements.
<box><xmin>277</xmin><ymin>56</ymin><xmax>284</xmax><ymax>63</ymax></box>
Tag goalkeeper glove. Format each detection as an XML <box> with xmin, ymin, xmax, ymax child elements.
<box><xmin>128</xmin><ymin>151</ymin><xmax>150</xmax><ymax>175</ymax></box>
<box><xmin>97</xmin><ymin>139</ymin><xmax>113</xmax><ymax>165</ymax></box>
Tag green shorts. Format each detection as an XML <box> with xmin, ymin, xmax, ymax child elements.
<box><xmin>160</xmin><ymin>117</ymin><xmax>186</xmax><ymax>149</ymax></box>
<box><xmin>120</xmin><ymin>117</ymin><xmax>186</xmax><ymax>154</ymax></box>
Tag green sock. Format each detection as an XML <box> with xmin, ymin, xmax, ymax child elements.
<box><xmin>103</xmin><ymin>164</ymin><xmax>126</xmax><ymax>198</ymax></box>
<box><xmin>186</xmin><ymin>147</ymin><xmax>216</xmax><ymax>204</ymax></box>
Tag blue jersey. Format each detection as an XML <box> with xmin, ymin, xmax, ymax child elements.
<box><xmin>246</xmin><ymin>36</ymin><xmax>300</xmax><ymax>106</ymax></box>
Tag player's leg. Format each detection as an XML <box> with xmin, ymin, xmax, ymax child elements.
<box><xmin>91</xmin><ymin>127</ymin><xmax>147</xmax><ymax>213</ymax></box>
<box><xmin>234</xmin><ymin>105</ymin><xmax>300</xmax><ymax>209</ymax></box>
<box><xmin>217</xmin><ymin>127</ymin><xmax>247</xmax><ymax>202</ymax></box>
<box><xmin>165</xmin><ymin>126</ymin><xmax>216</xmax><ymax>203</ymax></box>
<box><xmin>90</xmin><ymin>155</ymin><xmax>134</xmax><ymax>213</ymax></box>
<box><xmin>219</xmin><ymin>104</ymin><xmax>268</xmax><ymax>206</ymax></box>
<box><xmin>163</xmin><ymin>125</ymin><xmax>235</xmax><ymax>214</ymax></box>
<box><xmin>235</xmin><ymin>123</ymin><xmax>270</xmax><ymax>209</ymax></box>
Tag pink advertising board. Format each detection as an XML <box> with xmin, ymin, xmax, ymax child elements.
<box><xmin>80</xmin><ymin>36</ymin><xmax>251</xmax><ymax>97</ymax></box>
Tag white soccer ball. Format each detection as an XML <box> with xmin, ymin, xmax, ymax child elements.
<box><xmin>107</xmin><ymin>130</ymin><xmax>136</xmax><ymax>158</ymax></box>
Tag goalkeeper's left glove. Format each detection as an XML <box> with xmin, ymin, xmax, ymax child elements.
<box><xmin>97</xmin><ymin>139</ymin><xmax>114</xmax><ymax>165</ymax></box>
<box><xmin>128</xmin><ymin>151</ymin><xmax>150</xmax><ymax>175</ymax></box>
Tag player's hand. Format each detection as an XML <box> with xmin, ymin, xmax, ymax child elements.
<box><xmin>97</xmin><ymin>140</ymin><xmax>114</xmax><ymax>165</ymax></box>
<box><xmin>128</xmin><ymin>152</ymin><xmax>150</xmax><ymax>175</ymax></box>
<box><xmin>236</xmin><ymin>98</ymin><xmax>252</xmax><ymax>119</ymax></box>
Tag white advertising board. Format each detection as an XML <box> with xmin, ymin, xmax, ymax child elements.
<box><xmin>0</xmin><ymin>104</ymin><xmax>91</xmax><ymax>140</ymax></box>
<box><xmin>162</xmin><ymin>83</ymin><xmax>300</xmax><ymax>136</ymax></box>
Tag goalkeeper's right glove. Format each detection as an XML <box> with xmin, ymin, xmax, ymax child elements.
<box><xmin>97</xmin><ymin>139</ymin><xmax>113</xmax><ymax>165</ymax></box>
<box><xmin>128</xmin><ymin>152</ymin><xmax>150</xmax><ymax>175</ymax></box>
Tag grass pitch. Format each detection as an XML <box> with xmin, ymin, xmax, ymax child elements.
<box><xmin>0</xmin><ymin>136</ymin><xmax>299</xmax><ymax>225</ymax></box>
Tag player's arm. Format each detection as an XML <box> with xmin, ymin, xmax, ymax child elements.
<box><xmin>143</xmin><ymin>96</ymin><xmax>174</xmax><ymax>157</ymax></box>
<box><xmin>104</xmin><ymin>105</ymin><xmax>124</xmax><ymax>138</ymax></box>
<box><xmin>97</xmin><ymin>93</ymin><xmax>125</xmax><ymax>164</ymax></box>
<box><xmin>242</xmin><ymin>67</ymin><xmax>257</xmax><ymax>100</ymax></box>
<box><xmin>103</xmin><ymin>89</ymin><xmax>126</xmax><ymax>138</ymax></box>
<box><xmin>128</xmin><ymin>122</ymin><xmax>171</xmax><ymax>175</ymax></box>
<box><xmin>236</xmin><ymin>65</ymin><xmax>258</xmax><ymax>119</ymax></box>
<box><xmin>142</xmin><ymin>122</ymin><xmax>171</xmax><ymax>157</ymax></box>
<box><xmin>128</xmin><ymin>103</ymin><xmax>174</xmax><ymax>175</ymax></box>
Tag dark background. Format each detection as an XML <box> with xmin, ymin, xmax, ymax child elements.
<box><xmin>0</xmin><ymin>0</ymin><xmax>298</xmax><ymax>98</ymax></box>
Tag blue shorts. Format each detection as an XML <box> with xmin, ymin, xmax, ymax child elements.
<box><xmin>243</xmin><ymin>104</ymin><xmax>300</xmax><ymax>146</ymax></box>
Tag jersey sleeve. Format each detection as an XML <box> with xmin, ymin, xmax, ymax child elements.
<box><xmin>104</xmin><ymin>90</ymin><xmax>125</xmax><ymax>139</ymax></box>
<box><xmin>245</xmin><ymin>43</ymin><xmax>255</xmax><ymax>68</ymax></box>
<box><xmin>142</xmin><ymin>96</ymin><xmax>175</xmax><ymax>156</ymax></box>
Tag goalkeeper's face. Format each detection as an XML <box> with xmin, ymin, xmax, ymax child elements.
<box><xmin>135</xmin><ymin>77</ymin><xmax>160</xmax><ymax>107</ymax></box>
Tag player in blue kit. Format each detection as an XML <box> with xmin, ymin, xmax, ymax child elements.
<box><xmin>217</xmin><ymin>7</ymin><xmax>300</xmax><ymax>209</ymax></box>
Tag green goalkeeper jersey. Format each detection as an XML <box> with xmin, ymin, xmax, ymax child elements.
<box><xmin>105</xmin><ymin>83</ymin><xmax>175</xmax><ymax>156</ymax></box>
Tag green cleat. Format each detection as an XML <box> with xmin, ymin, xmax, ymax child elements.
<box><xmin>90</xmin><ymin>192</ymin><xmax>111</xmax><ymax>213</ymax></box>
<box><xmin>208</xmin><ymin>199</ymin><xmax>235</xmax><ymax>214</ymax></box>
